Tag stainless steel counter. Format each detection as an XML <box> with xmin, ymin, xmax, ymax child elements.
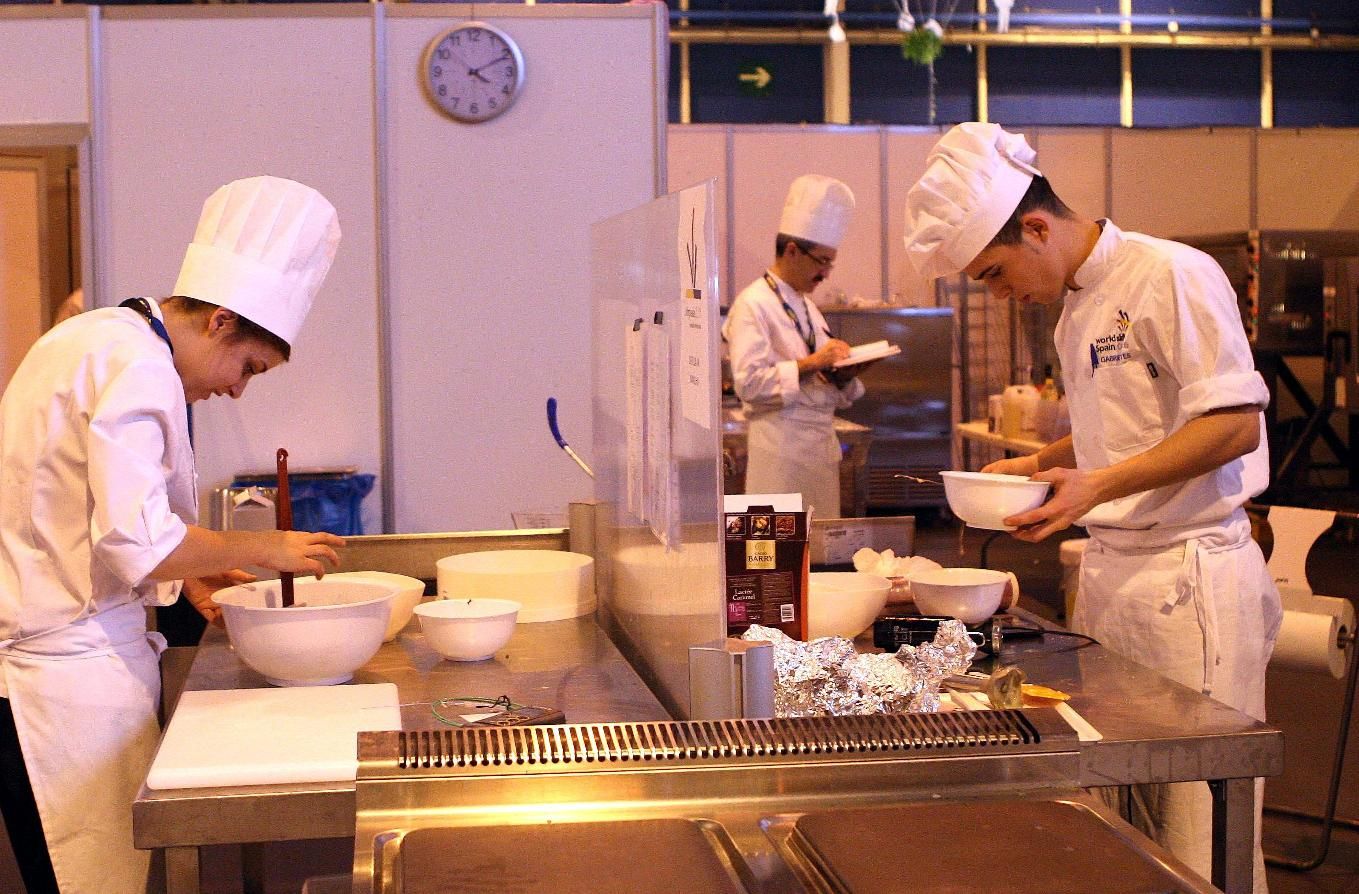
<box><xmin>135</xmin><ymin>609</ymin><xmax>1280</xmax><ymax>894</ymax></box>
<box><xmin>134</xmin><ymin>613</ymin><xmax>668</xmax><ymax>894</ymax></box>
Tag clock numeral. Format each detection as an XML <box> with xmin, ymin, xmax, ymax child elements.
<box><xmin>502</xmin><ymin>85</ymin><xmax>512</xmax><ymax>96</ymax></box>
<box><xmin>504</xmin><ymin>66</ymin><xmax>514</xmax><ymax>78</ymax></box>
<box><xmin>437</xmin><ymin>84</ymin><xmax>447</xmax><ymax>97</ymax></box>
<box><xmin>451</xmin><ymin>97</ymin><xmax>460</xmax><ymax>108</ymax></box>
<box><xmin>489</xmin><ymin>99</ymin><xmax>497</xmax><ymax>109</ymax></box>
<box><xmin>470</xmin><ymin>103</ymin><xmax>479</xmax><ymax>115</ymax></box>
<box><xmin>469</xmin><ymin>30</ymin><xmax>482</xmax><ymax>42</ymax></box>
<box><xmin>432</xmin><ymin>65</ymin><xmax>442</xmax><ymax>77</ymax></box>
<box><xmin>450</xmin><ymin>34</ymin><xmax>461</xmax><ymax>46</ymax></box>
<box><xmin>437</xmin><ymin>47</ymin><xmax>450</xmax><ymax>60</ymax></box>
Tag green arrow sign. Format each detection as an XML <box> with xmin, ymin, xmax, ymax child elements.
<box><xmin>738</xmin><ymin>61</ymin><xmax>773</xmax><ymax>96</ymax></box>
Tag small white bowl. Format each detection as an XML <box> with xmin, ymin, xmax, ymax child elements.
<box><xmin>309</xmin><ymin>571</ymin><xmax>426</xmax><ymax>641</ymax></box>
<box><xmin>807</xmin><ymin>571</ymin><xmax>891</xmax><ymax>639</ymax></box>
<box><xmin>909</xmin><ymin>567</ymin><xmax>1016</xmax><ymax>625</ymax></box>
<box><xmin>215</xmin><ymin>579</ymin><xmax>395</xmax><ymax>687</ymax></box>
<box><xmin>940</xmin><ymin>471</ymin><xmax>1051</xmax><ymax>531</ymax></box>
<box><xmin>415</xmin><ymin>598</ymin><xmax>520</xmax><ymax>661</ymax></box>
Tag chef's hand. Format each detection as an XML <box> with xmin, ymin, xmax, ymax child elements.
<box><xmin>182</xmin><ymin>569</ymin><xmax>255</xmax><ymax>627</ymax></box>
<box><xmin>797</xmin><ymin>339</ymin><xmax>851</xmax><ymax>375</ymax></box>
<box><xmin>1002</xmin><ymin>466</ymin><xmax>1101</xmax><ymax>542</ymax></box>
<box><xmin>255</xmin><ymin>530</ymin><xmax>346</xmax><ymax>579</ymax></box>
<box><xmin>980</xmin><ymin>455</ymin><xmax>1040</xmax><ymax>477</ymax></box>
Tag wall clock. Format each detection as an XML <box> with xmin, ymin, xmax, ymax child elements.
<box><xmin>422</xmin><ymin>22</ymin><xmax>525</xmax><ymax>123</ymax></box>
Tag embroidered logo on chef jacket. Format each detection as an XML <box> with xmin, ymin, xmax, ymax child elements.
<box><xmin>1090</xmin><ymin>308</ymin><xmax>1134</xmax><ymax>371</ymax></box>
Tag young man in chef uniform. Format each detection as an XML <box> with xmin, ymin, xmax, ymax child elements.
<box><xmin>723</xmin><ymin>174</ymin><xmax>865</xmax><ymax>518</ymax></box>
<box><xmin>0</xmin><ymin>175</ymin><xmax>346</xmax><ymax>894</ymax></box>
<box><xmin>903</xmin><ymin>123</ymin><xmax>1282</xmax><ymax>892</ymax></box>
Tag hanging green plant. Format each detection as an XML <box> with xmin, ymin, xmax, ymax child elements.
<box><xmin>900</xmin><ymin>20</ymin><xmax>943</xmax><ymax>65</ymax></box>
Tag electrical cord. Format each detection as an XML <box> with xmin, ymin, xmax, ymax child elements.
<box><xmin>1001</xmin><ymin>625</ymin><xmax>1100</xmax><ymax>648</ymax></box>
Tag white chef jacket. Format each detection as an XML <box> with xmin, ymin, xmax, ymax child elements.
<box><xmin>723</xmin><ymin>273</ymin><xmax>863</xmax><ymax>517</ymax></box>
<box><xmin>1059</xmin><ymin>221</ymin><xmax>1281</xmax><ymax>893</ymax></box>
<box><xmin>1057</xmin><ymin>219</ymin><xmax>1271</xmax><ymax>550</ymax></box>
<box><xmin>0</xmin><ymin>301</ymin><xmax>197</xmax><ymax>893</ymax></box>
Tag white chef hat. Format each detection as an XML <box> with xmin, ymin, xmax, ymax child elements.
<box><xmin>173</xmin><ymin>176</ymin><xmax>341</xmax><ymax>346</ymax></box>
<box><xmin>903</xmin><ymin>123</ymin><xmax>1041</xmax><ymax>279</ymax></box>
<box><xmin>778</xmin><ymin>174</ymin><xmax>855</xmax><ymax>249</ymax></box>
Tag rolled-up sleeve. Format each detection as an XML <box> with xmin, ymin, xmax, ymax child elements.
<box><xmin>86</xmin><ymin>359</ymin><xmax>188</xmax><ymax>588</ymax></box>
<box><xmin>1149</xmin><ymin>258</ymin><xmax>1270</xmax><ymax>421</ymax></box>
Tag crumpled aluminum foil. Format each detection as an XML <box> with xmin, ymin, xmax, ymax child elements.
<box><xmin>741</xmin><ymin>621</ymin><xmax>977</xmax><ymax>717</ymax></box>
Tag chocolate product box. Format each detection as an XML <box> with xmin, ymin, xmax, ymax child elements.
<box><xmin>723</xmin><ymin>494</ymin><xmax>809</xmax><ymax>640</ymax></box>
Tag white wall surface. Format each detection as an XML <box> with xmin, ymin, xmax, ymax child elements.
<box><xmin>384</xmin><ymin>5</ymin><xmax>664</xmax><ymax>532</ymax></box>
<box><xmin>730</xmin><ymin>127</ymin><xmax>882</xmax><ymax>306</ymax></box>
<box><xmin>101</xmin><ymin>8</ymin><xmax>384</xmax><ymax>532</ymax></box>
<box><xmin>1257</xmin><ymin>129</ymin><xmax>1359</xmax><ymax>230</ymax></box>
<box><xmin>0</xmin><ymin>8</ymin><xmax>87</xmax><ymax>125</ymax></box>
<box><xmin>0</xmin><ymin>4</ymin><xmax>665</xmax><ymax>535</ymax></box>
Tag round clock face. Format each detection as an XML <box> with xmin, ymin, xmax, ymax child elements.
<box><xmin>422</xmin><ymin>22</ymin><xmax>525</xmax><ymax>123</ymax></box>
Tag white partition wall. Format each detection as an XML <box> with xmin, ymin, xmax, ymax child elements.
<box><xmin>1257</xmin><ymin>129</ymin><xmax>1359</xmax><ymax>230</ymax></box>
<box><xmin>1111</xmin><ymin>129</ymin><xmax>1253</xmax><ymax>238</ymax></box>
<box><xmin>101</xmin><ymin>7</ymin><xmax>384</xmax><ymax>532</ymax></box>
<box><xmin>385</xmin><ymin>5</ymin><xmax>666</xmax><ymax>532</ymax></box>
<box><xmin>730</xmin><ymin>127</ymin><xmax>883</xmax><ymax>306</ymax></box>
<box><xmin>0</xmin><ymin>8</ymin><xmax>87</xmax><ymax>125</ymax></box>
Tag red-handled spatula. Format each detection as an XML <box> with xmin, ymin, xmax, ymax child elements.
<box><xmin>276</xmin><ymin>448</ymin><xmax>294</xmax><ymax>608</ymax></box>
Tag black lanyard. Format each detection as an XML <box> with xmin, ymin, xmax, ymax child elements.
<box><xmin>120</xmin><ymin>297</ymin><xmax>192</xmax><ymax>441</ymax></box>
<box><xmin>120</xmin><ymin>297</ymin><xmax>174</xmax><ymax>355</ymax></box>
<box><xmin>763</xmin><ymin>272</ymin><xmax>817</xmax><ymax>355</ymax></box>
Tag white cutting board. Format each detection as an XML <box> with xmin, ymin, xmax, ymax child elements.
<box><xmin>146</xmin><ymin>683</ymin><xmax>400</xmax><ymax>790</ymax></box>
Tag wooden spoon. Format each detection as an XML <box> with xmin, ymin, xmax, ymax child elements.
<box><xmin>276</xmin><ymin>448</ymin><xmax>294</xmax><ymax>608</ymax></box>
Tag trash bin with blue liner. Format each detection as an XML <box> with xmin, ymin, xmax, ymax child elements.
<box><xmin>229</xmin><ymin>468</ymin><xmax>375</xmax><ymax>537</ymax></box>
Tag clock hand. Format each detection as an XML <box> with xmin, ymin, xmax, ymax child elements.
<box><xmin>467</xmin><ymin>52</ymin><xmax>511</xmax><ymax>76</ymax></box>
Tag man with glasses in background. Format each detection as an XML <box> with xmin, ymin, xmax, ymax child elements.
<box><xmin>722</xmin><ymin>174</ymin><xmax>863</xmax><ymax>518</ymax></box>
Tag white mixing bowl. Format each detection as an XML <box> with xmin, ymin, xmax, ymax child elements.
<box><xmin>807</xmin><ymin>572</ymin><xmax>891</xmax><ymax>639</ymax></box>
<box><xmin>305</xmin><ymin>571</ymin><xmax>426</xmax><ymax>641</ymax></box>
<box><xmin>909</xmin><ymin>567</ymin><xmax>1016</xmax><ymax>625</ymax></box>
<box><xmin>940</xmin><ymin>471</ymin><xmax>1051</xmax><ymax>531</ymax></box>
<box><xmin>414</xmin><ymin>598</ymin><xmax>520</xmax><ymax>661</ymax></box>
<box><xmin>214</xmin><ymin>578</ymin><xmax>395</xmax><ymax>687</ymax></box>
<box><xmin>436</xmin><ymin>550</ymin><xmax>594</xmax><ymax>622</ymax></box>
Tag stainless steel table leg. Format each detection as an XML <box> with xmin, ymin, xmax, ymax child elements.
<box><xmin>163</xmin><ymin>846</ymin><xmax>200</xmax><ymax>894</ymax></box>
<box><xmin>1211</xmin><ymin>776</ymin><xmax>1256</xmax><ymax>893</ymax></box>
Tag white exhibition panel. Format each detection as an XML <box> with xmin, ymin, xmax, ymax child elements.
<box><xmin>385</xmin><ymin>5</ymin><xmax>664</xmax><ymax>533</ymax></box>
<box><xmin>1257</xmin><ymin>129</ymin><xmax>1359</xmax><ymax>230</ymax></box>
<box><xmin>730</xmin><ymin>127</ymin><xmax>882</xmax><ymax>308</ymax></box>
<box><xmin>1110</xmin><ymin>128</ymin><xmax>1252</xmax><ymax>238</ymax></box>
<box><xmin>667</xmin><ymin>125</ymin><xmax>729</xmax><ymax>303</ymax></box>
<box><xmin>1029</xmin><ymin>129</ymin><xmax>1109</xmax><ymax>221</ymax></box>
<box><xmin>884</xmin><ymin>128</ymin><xmax>946</xmax><ymax>304</ymax></box>
<box><xmin>0</xmin><ymin>9</ymin><xmax>87</xmax><ymax>125</ymax></box>
<box><xmin>100</xmin><ymin>8</ymin><xmax>383</xmax><ymax>532</ymax></box>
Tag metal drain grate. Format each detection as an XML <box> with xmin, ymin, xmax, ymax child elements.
<box><xmin>384</xmin><ymin>711</ymin><xmax>1043</xmax><ymax>771</ymax></box>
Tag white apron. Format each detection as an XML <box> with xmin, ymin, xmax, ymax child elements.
<box><xmin>1</xmin><ymin>601</ymin><xmax>167</xmax><ymax>894</ymax></box>
<box><xmin>1073</xmin><ymin>520</ymin><xmax>1282</xmax><ymax>894</ymax></box>
<box><xmin>746</xmin><ymin>411</ymin><xmax>842</xmax><ymax>518</ymax></box>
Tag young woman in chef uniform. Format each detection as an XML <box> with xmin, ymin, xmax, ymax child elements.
<box><xmin>903</xmin><ymin>124</ymin><xmax>1282</xmax><ymax>893</ymax></box>
<box><xmin>723</xmin><ymin>174</ymin><xmax>865</xmax><ymax>518</ymax></box>
<box><xmin>0</xmin><ymin>176</ymin><xmax>346</xmax><ymax>894</ymax></box>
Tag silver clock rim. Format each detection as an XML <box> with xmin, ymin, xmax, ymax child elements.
<box><xmin>420</xmin><ymin>20</ymin><xmax>526</xmax><ymax>124</ymax></box>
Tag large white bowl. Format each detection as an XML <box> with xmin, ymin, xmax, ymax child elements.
<box><xmin>909</xmin><ymin>567</ymin><xmax>1014</xmax><ymax>625</ymax></box>
<box><xmin>307</xmin><ymin>571</ymin><xmax>426</xmax><ymax>641</ymax></box>
<box><xmin>214</xmin><ymin>579</ymin><xmax>395</xmax><ymax>687</ymax></box>
<box><xmin>414</xmin><ymin>598</ymin><xmax>520</xmax><ymax>661</ymax></box>
<box><xmin>807</xmin><ymin>571</ymin><xmax>891</xmax><ymax>639</ymax></box>
<box><xmin>436</xmin><ymin>550</ymin><xmax>594</xmax><ymax>623</ymax></box>
<box><xmin>940</xmin><ymin>471</ymin><xmax>1051</xmax><ymax>531</ymax></box>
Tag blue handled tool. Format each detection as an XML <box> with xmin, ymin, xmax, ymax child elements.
<box><xmin>546</xmin><ymin>397</ymin><xmax>594</xmax><ymax>479</ymax></box>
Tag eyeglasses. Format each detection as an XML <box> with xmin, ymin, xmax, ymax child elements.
<box><xmin>798</xmin><ymin>243</ymin><xmax>835</xmax><ymax>269</ymax></box>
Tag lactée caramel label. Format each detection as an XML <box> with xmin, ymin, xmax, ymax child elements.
<box><xmin>745</xmin><ymin>540</ymin><xmax>776</xmax><ymax>570</ymax></box>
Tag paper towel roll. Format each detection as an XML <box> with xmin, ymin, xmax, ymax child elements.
<box><xmin>1272</xmin><ymin>595</ymin><xmax>1355</xmax><ymax>679</ymax></box>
